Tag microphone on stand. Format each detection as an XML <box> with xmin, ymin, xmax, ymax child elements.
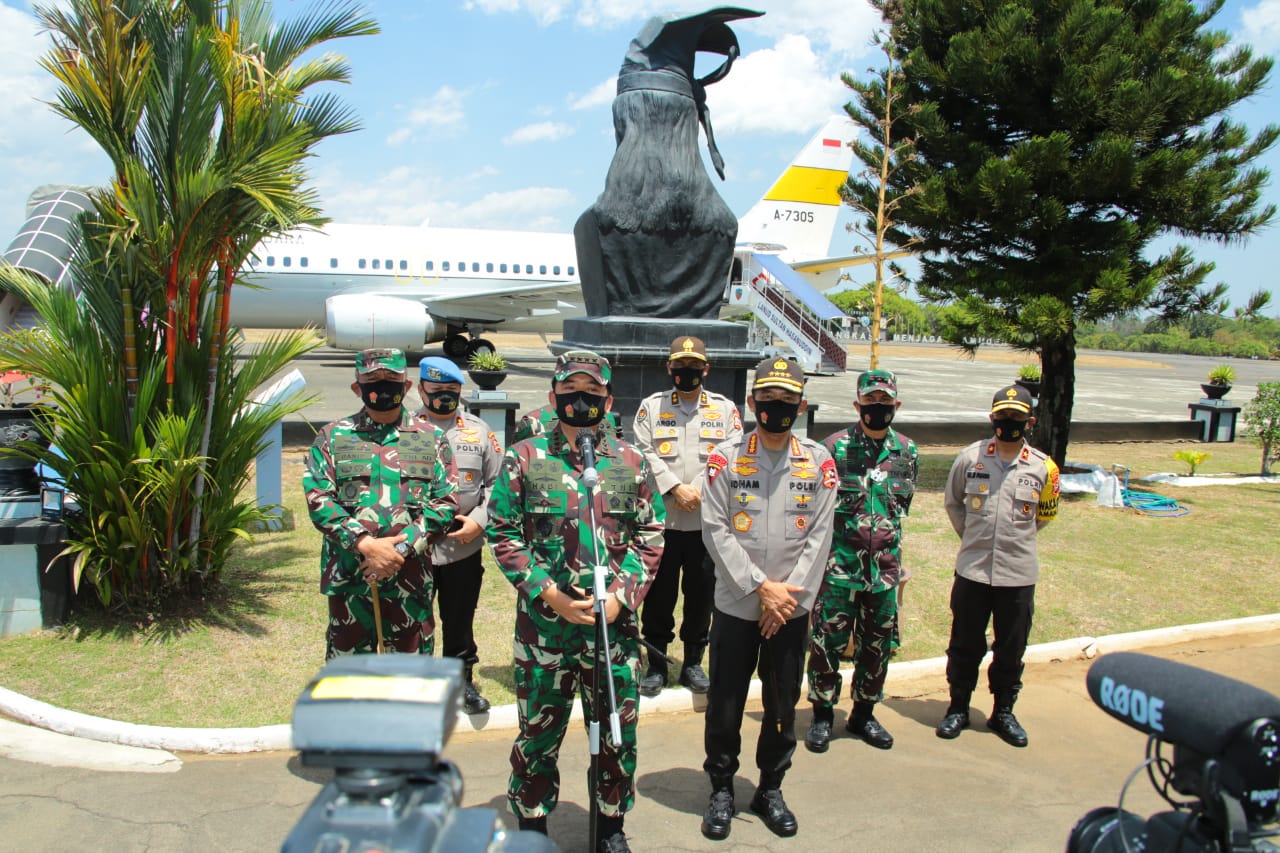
<box><xmin>576</xmin><ymin>429</ymin><xmax>599</xmax><ymax>488</ymax></box>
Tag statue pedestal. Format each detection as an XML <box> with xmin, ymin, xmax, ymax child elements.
<box><xmin>553</xmin><ymin>317</ymin><xmax>762</xmax><ymax>435</ymax></box>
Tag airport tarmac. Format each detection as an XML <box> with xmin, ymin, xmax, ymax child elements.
<box><xmin>2</xmin><ymin>630</ymin><xmax>1278</xmax><ymax>852</ymax></box>
<box><xmin>273</xmin><ymin>334</ymin><xmax>1275</xmax><ymax>435</ymax></box>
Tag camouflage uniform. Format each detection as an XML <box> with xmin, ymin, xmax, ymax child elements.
<box><xmin>512</xmin><ymin>403</ymin><xmax>624</xmax><ymax>444</ymax></box>
<box><xmin>305</xmin><ymin>396</ymin><xmax>459</xmax><ymax>659</ymax></box>
<box><xmin>486</xmin><ymin>423</ymin><xmax>665</xmax><ymax>821</ymax></box>
<box><xmin>807</xmin><ymin>422</ymin><xmax>918</xmax><ymax>709</ymax></box>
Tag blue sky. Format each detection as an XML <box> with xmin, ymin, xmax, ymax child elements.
<box><xmin>2</xmin><ymin>0</ymin><xmax>1278</xmax><ymax>312</ymax></box>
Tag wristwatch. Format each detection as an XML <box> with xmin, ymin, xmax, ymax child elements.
<box><xmin>394</xmin><ymin>541</ymin><xmax>411</xmax><ymax>558</ymax></box>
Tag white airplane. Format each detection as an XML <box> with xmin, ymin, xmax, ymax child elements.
<box><xmin>232</xmin><ymin>115</ymin><xmax>861</xmax><ymax>357</ymax></box>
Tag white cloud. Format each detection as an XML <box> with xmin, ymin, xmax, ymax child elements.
<box><xmin>702</xmin><ymin>35</ymin><xmax>847</xmax><ymax>136</ymax></box>
<box><xmin>1239</xmin><ymin>0</ymin><xmax>1280</xmax><ymax>55</ymax></box>
<box><xmin>313</xmin><ymin>164</ymin><xmax>575</xmax><ymax>232</ymax></box>
<box><xmin>464</xmin><ymin>0</ymin><xmax>573</xmax><ymax>26</ymax></box>
<box><xmin>386</xmin><ymin>85</ymin><xmax>472</xmax><ymax>147</ymax></box>
<box><xmin>0</xmin><ymin>5</ymin><xmax>110</xmax><ymax>244</ymax></box>
<box><xmin>746</xmin><ymin>0</ymin><xmax>884</xmax><ymax>56</ymax></box>
<box><xmin>503</xmin><ymin>121</ymin><xmax>575</xmax><ymax>145</ymax></box>
<box><xmin>569</xmin><ymin>76</ymin><xmax>616</xmax><ymax>110</ymax></box>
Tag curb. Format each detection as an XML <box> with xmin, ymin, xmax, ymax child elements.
<box><xmin>2</xmin><ymin>613</ymin><xmax>1277</xmax><ymax>757</ymax></box>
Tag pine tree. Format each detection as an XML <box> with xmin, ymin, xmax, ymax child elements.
<box><xmin>887</xmin><ymin>0</ymin><xmax>1277</xmax><ymax>464</ymax></box>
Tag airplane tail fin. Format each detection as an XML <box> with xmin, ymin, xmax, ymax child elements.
<box><xmin>735</xmin><ymin>115</ymin><xmax>857</xmax><ymax>263</ymax></box>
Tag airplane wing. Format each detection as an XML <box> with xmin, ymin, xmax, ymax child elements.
<box><xmin>790</xmin><ymin>250</ymin><xmax>913</xmax><ymax>275</ymax></box>
<box><xmin>418</xmin><ymin>280</ymin><xmax>582</xmax><ymax>324</ymax></box>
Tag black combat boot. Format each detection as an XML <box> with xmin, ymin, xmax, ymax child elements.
<box><xmin>936</xmin><ymin>689</ymin><xmax>971</xmax><ymax>740</ymax></box>
<box><xmin>749</xmin><ymin>782</ymin><xmax>798</xmax><ymax>837</ymax></box>
<box><xmin>639</xmin><ymin>644</ymin><xmax>667</xmax><ymax>697</ymax></box>
<box><xmin>517</xmin><ymin>815</ymin><xmax>547</xmax><ymax>835</ymax></box>
<box><xmin>678</xmin><ymin>642</ymin><xmax>710</xmax><ymax>693</ymax></box>
<box><xmin>462</xmin><ymin>663</ymin><xmax>490</xmax><ymax>715</ymax></box>
<box><xmin>596</xmin><ymin>814</ymin><xmax>629</xmax><ymax>852</ymax></box>
<box><xmin>847</xmin><ymin>700</ymin><xmax>894</xmax><ymax>750</ymax></box>
<box><xmin>988</xmin><ymin>693</ymin><xmax>1028</xmax><ymax>747</ymax></box>
<box><xmin>700</xmin><ymin>776</ymin><xmax>735</xmax><ymax>840</ymax></box>
<box><xmin>804</xmin><ymin>704</ymin><xmax>834</xmax><ymax>753</ymax></box>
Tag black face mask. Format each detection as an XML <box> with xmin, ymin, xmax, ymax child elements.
<box><xmin>859</xmin><ymin>402</ymin><xmax>896</xmax><ymax>431</ymax></box>
<box><xmin>754</xmin><ymin>397</ymin><xmax>800</xmax><ymax>434</ymax></box>
<box><xmin>360</xmin><ymin>379</ymin><xmax>405</xmax><ymax>412</ymax></box>
<box><xmin>671</xmin><ymin>367</ymin><xmax>705</xmax><ymax>393</ymax></box>
<box><xmin>993</xmin><ymin>417</ymin><xmax>1026</xmax><ymax>443</ymax></box>
<box><xmin>425</xmin><ymin>390</ymin><xmax>460</xmax><ymax>416</ymax></box>
<box><xmin>555</xmin><ymin>391</ymin><xmax>608</xmax><ymax>428</ymax></box>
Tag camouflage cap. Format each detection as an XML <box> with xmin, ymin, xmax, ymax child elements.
<box><xmin>553</xmin><ymin>350</ymin><xmax>612</xmax><ymax>385</ymax></box>
<box><xmin>752</xmin><ymin>356</ymin><xmax>805</xmax><ymax>393</ymax></box>
<box><xmin>991</xmin><ymin>383</ymin><xmax>1033</xmax><ymax>415</ymax></box>
<box><xmin>418</xmin><ymin>356</ymin><xmax>465</xmax><ymax>384</ymax></box>
<box><xmin>355</xmin><ymin>347</ymin><xmax>406</xmax><ymax>378</ymax></box>
<box><xmin>857</xmin><ymin>368</ymin><xmax>898</xmax><ymax>399</ymax></box>
<box><xmin>668</xmin><ymin>335</ymin><xmax>708</xmax><ymax>363</ymax></box>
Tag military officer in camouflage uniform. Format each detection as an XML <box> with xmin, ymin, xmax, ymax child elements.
<box><xmin>936</xmin><ymin>384</ymin><xmax>1060</xmax><ymax>748</ymax></box>
<box><xmin>487</xmin><ymin>350</ymin><xmax>665</xmax><ymax>853</ymax></box>
<box><xmin>699</xmin><ymin>357</ymin><xmax>837</xmax><ymax>841</ymax></box>
<box><xmin>415</xmin><ymin>356</ymin><xmax>503</xmax><ymax>714</ymax></box>
<box><xmin>632</xmin><ymin>335</ymin><xmax>742</xmax><ymax>696</ymax></box>
<box><xmin>804</xmin><ymin>369</ymin><xmax>918</xmax><ymax>753</ymax></box>
<box><xmin>304</xmin><ymin>348</ymin><xmax>459</xmax><ymax>659</ymax></box>
<box><xmin>512</xmin><ymin>403</ymin><xmax>624</xmax><ymax>444</ymax></box>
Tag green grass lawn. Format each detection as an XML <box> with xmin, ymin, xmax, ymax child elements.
<box><xmin>0</xmin><ymin>440</ymin><xmax>1275</xmax><ymax>728</ymax></box>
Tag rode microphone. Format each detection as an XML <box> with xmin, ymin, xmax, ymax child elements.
<box><xmin>1086</xmin><ymin>652</ymin><xmax>1280</xmax><ymax>755</ymax></box>
<box><xmin>1086</xmin><ymin>652</ymin><xmax>1280</xmax><ymax>824</ymax></box>
<box><xmin>576</xmin><ymin>429</ymin><xmax>599</xmax><ymax>488</ymax></box>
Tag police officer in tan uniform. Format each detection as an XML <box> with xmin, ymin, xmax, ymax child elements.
<box><xmin>632</xmin><ymin>336</ymin><xmax>743</xmax><ymax>696</ymax></box>
<box><xmin>415</xmin><ymin>357</ymin><xmax>504</xmax><ymax>714</ymax></box>
<box><xmin>699</xmin><ymin>357</ymin><xmax>837</xmax><ymax>841</ymax></box>
<box><xmin>936</xmin><ymin>384</ymin><xmax>1060</xmax><ymax>748</ymax></box>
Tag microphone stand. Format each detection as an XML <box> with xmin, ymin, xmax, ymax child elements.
<box><xmin>575</xmin><ymin>428</ymin><xmax>622</xmax><ymax>853</ymax></box>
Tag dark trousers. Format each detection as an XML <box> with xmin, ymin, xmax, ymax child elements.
<box><xmin>703</xmin><ymin>608</ymin><xmax>807</xmax><ymax>789</ymax></box>
<box><xmin>944</xmin><ymin>574</ymin><xmax>1035</xmax><ymax>701</ymax></box>
<box><xmin>435</xmin><ymin>550</ymin><xmax>484</xmax><ymax>665</ymax></box>
<box><xmin>640</xmin><ymin>528</ymin><xmax>713</xmax><ymax>651</ymax></box>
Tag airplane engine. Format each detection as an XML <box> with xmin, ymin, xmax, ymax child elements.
<box><xmin>325</xmin><ymin>294</ymin><xmax>437</xmax><ymax>352</ymax></box>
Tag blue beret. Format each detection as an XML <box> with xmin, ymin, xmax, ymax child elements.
<box><xmin>418</xmin><ymin>356</ymin><xmax>465</xmax><ymax>384</ymax></box>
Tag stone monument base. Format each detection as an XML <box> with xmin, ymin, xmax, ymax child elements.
<box><xmin>553</xmin><ymin>317</ymin><xmax>762</xmax><ymax>434</ymax></box>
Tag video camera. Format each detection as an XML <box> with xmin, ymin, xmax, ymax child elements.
<box><xmin>282</xmin><ymin>655</ymin><xmax>555</xmax><ymax>852</ymax></box>
<box><xmin>1068</xmin><ymin>652</ymin><xmax>1280</xmax><ymax>852</ymax></box>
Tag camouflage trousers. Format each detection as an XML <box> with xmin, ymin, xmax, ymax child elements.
<box><xmin>806</xmin><ymin>583</ymin><xmax>898</xmax><ymax>707</ymax></box>
<box><xmin>325</xmin><ymin>589</ymin><xmax>435</xmax><ymax>659</ymax></box>
<box><xmin>509</xmin><ymin>634</ymin><xmax>639</xmax><ymax>820</ymax></box>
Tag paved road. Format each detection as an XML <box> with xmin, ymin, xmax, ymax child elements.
<box><xmin>275</xmin><ymin>337</ymin><xmax>1274</xmax><ymax>432</ymax></box>
<box><xmin>3</xmin><ymin>631</ymin><xmax>1277</xmax><ymax>852</ymax></box>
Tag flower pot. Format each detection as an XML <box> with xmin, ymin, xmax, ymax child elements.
<box><xmin>468</xmin><ymin>369</ymin><xmax>508</xmax><ymax>391</ymax></box>
<box><xmin>0</xmin><ymin>406</ymin><xmax>51</xmax><ymax>496</ymax></box>
<box><xmin>1015</xmin><ymin>378</ymin><xmax>1041</xmax><ymax>397</ymax></box>
<box><xmin>1200</xmin><ymin>383</ymin><xmax>1231</xmax><ymax>400</ymax></box>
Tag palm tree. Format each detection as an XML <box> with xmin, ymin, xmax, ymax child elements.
<box><xmin>0</xmin><ymin>0</ymin><xmax>378</xmax><ymax>604</ymax></box>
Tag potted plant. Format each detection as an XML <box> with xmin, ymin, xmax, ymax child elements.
<box><xmin>467</xmin><ymin>350</ymin><xmax>508</xmax><ymax>390</ymax></box>
<box><xmin>1201</xmin><ymin>363</ymin><xmax>1235</xmax><ymax>400</ymax></box>
<box><xmin>1015</xmin><ymin>363</ymin><xmax>1042</xmax><ymax>396</ymax></box>
<box><xmin>0</xmin><ymin>370</ymin><xmax>53</xmax><ymax>497</ymax></box>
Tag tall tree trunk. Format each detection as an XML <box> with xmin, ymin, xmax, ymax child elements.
<box><xmin>1035</xmin><ymin>332</ymin><xmax>1076</xmax><ymax>468</ymax></box>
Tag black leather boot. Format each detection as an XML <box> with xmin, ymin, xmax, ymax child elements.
<box><xmin>701</xmin><ymin>777</ymin><xmax>735</xmax><ymax>840</ymax></box>
<box><xmin>678</xmin><ymin>643</ymin><xmax>710</xmax><ymax>693</ymax></box>
<box><xmin>804</xmin><ymin>704</ymin><xmax>834</xmax><ymax>753</ymax></box>
<box><xmin>596</xmin><ymin>814</ymin><xmax>629</xmax><ymax>852</ymax></box>
<box><xmin>847</xmin><ymin>700</ymin><xmax>893</xmax><ymax>749</ymax></box>
<box><xmin>749</xmin><ymin>785</ymin><xmax>798</xmax><ymax>837</ymax></box>
<box><xmin>936</xmin><ymin>689</ymin><xmax>972</xmax><ymax>740</ymax></box>
<box><xmin>462</xmin><ymin>663</ymin><xmax>490</xmax><ymax>714</ymax></box>
<box><xmin>988</xmin><ymin>693</ymin><xmax>1028</xmax><ymax>747</ymax></box>
<box><xmin>639</xmin><ymin>645</ymin><xmax>667</xmax><ymax>697</ymax></box>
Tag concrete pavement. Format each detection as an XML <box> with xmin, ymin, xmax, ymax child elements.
<box><xmin>3</xmin><ymin>629</ymin><xmax>1278</xmax><ymax>852</ymax></box>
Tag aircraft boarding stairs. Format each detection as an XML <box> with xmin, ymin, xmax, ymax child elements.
<box><xmin>727</xmin><ymin>252</ymin><xmax>849</xmax><ymax>374</ymax></box>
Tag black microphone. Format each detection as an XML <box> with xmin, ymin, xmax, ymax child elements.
<box><xmin>575</xmin><ymin>429</ymin><xmax>599</xmax><ymax>488</ymax></box>
<box><xmin>1086</xmin><ymin>651</ymin><xmax>1280</xmax><ymax>755</ymax></box>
